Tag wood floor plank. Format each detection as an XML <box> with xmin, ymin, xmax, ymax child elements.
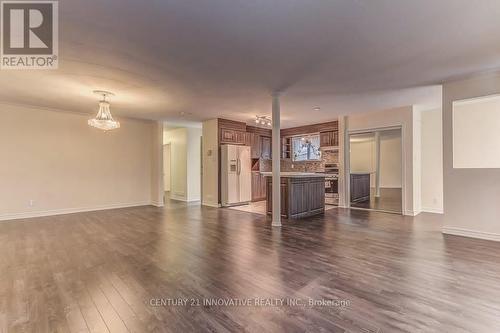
<box><xmin>1</xmin><ymin>203</ymin><xmax>500</xmax><ymax>332</ymax></box>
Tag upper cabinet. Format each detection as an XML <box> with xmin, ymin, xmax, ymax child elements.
<box><xmin>249</xmin><ymin>133</ymin><xmax>262</xmax><ymax>159</ymax></box>
<box><xmin>246</xmin><ymin>125</ymin><xmax>272</xmax><ymax>159</ymax></box>
<box><xmin>218</xmin><ymin>119</ymin><xmax>248</xmax><ymax>145</ymax></box>
<box><xmin>220</xmin><ymin>128</ymin><xmax>247</xmax><ymax>145</ymax></box>
<box><xmin>261</xmin><ymin>136</ymin><xmax>272</xmax><ymax>159</ymax></box>
<box><xmin>320</xmin><ymin>130</ymin><xmax>339</xmax><ymax>147</ymax></box>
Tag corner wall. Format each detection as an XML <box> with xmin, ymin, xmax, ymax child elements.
<box><xmin>201</xmin><ymin>119</ymin><xmax>219</xmax><ymax>207</ymax></box>
<box><xmin>421</xmin><ymin>108</ymin><xmax>443</xmax><ymax>213</ymax></box>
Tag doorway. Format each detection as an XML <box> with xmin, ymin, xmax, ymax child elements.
<box><xmin>163</xmin><ymin>143</ymin><xmax>171</xmax><ymax>201</ymax></box>
<box><xmin>348</xmin><ymin>128</ymin><xmax>403</xmax><ymax>214</ymax></box>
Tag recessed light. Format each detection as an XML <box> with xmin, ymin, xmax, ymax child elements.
<box><xmin>313</xmin><ymin>107</ymin><xmax>321</xmax><ymax>111</ymax></box>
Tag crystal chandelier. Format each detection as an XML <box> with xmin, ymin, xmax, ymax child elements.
<box><xmin>88</xmin><ymin>90</ymin><xmax>120</xmax><ymax>131</ymax></box>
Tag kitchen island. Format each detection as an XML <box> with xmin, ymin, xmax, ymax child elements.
<box><xmin>261</xmin><ymin>172</ymin><xmax>326</xmax><ymax>219</ymax></box>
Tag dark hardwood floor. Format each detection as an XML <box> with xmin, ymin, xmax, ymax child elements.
<box><xmin>1</xmin><ymin>201</ymin><xmax>500</xmax><ymax>332</ymax></box>
<box><xmin>350</xmin><ymin>188</ymin><xmax>402</xmax><ymax>213</ymax></box>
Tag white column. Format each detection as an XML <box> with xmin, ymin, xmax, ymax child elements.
<box><xmin>375</xmin><ymin>131</ymin><xmax>381</xmax><ymax>198</ymax></box>
<box><xmin>271</xmin><ymin>93</ymin><xmax>281</xmax><ymax>227</ymax></box>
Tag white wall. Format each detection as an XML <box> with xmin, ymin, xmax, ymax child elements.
<box><xmin>186</xmin><ymin>127</ymin><xmax>202</xmax><ymax>201</ymax></box>
<box><xmin>202</xmin><ymin>119</ymin><xmax>219</xmax><ymax>207</ymax></box>
<box><xmin>453</xmin><ymin>95</ymin><xmax>500</xmax><ymax>168</ymax></box>
<box><xmin>163</xmin><ymin>144</ymin><xmax>171</xmax><ymax>191</ymax></box>
<box><xmin>379</xmin><ymin>131</ymin><xmax>402</xmax><ymax>188</ymax></box>
<box><xmin>442</xmin><ymin>72</ymin><xmax>500</xmax><ymax>242</ymax></box>
<box><xmin>349</xmin><ymin>131</ymin><xmax>402</xmax><ymax>189</ymax></box>
<box><xmin>421</xmin><ymin>108</ymin><xmax>443</xmax><ymax>213</ymax></box>
<box><xmin>163</xmin><ymin>126</ymin><xmax>202</xmax><ymax>202</ymax></box>
<box><xmin>0</xmin><ymin>104</ymin><xmax>160</xmax><ymax>221</ymax></box>
<box><xmin>164</xmin><ymin>128</ymin><xmax>188</xmax><ymax>200</ymax></box>
<box><xmin>350</xmin><ymin>139</ymin><xmax>375</xmax><ymax>173</ymax></box>
<box><xmin>412</xmin><ymin>108</ymin><xmax>422</xmax><ymax>214</ymax></box>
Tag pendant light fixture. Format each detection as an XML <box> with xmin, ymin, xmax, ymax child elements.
<box><xmin>88</xmin><ymin>90</ymin><xmax>120</xmax><ymax>131</ymax></box>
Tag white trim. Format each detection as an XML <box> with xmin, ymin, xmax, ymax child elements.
<box><xmin>169</xmin><ymin>193</ymin><xmax>187</xmax><ymax>201</ymax></box>
<box><xmin>169</xmin><ymin>196</ymin><xmax>200</xmax><ymax>203</ymax></box>
<box><xmin>151</xmin><ymin>201</ymin><xmax>165</xmax><ymax>207</ymax></box>
<box><xmin>421</xmin><ymin>207</ymin><xmax>444</xmax><ymax>214</ymax></box>
<box><xmin>0</xmin><ymin>202</ymin><xmax>152</xmax><ymax>222</ymax></box>
<box><xmin>452</xmin><ymin>93</ymin><xmax>500</xmax><ymax>106</ymax></box>
<box><xmin>404</xmin><ymin>210</ymin><xmax>420</xmax><ymax>216</ymax></box>
<box><xmin>442</xmin><ymin>227</ymin><xmax>500</xmax><ymax>242</ymax></box>
<box><xmin>202</xmin><ymin>202</ymin><xmax>221</xmax><ymax>208</ymax></box>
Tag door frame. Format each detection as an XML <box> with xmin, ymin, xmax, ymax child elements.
<box><xmin>344</xmin><ymin>125</ymin><xmax>405</xmax><ymax>214</ymax></box>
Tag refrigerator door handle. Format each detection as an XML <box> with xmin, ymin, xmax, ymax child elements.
<box><xmin>237</xmin><ymin>158</ymin><xmax>241</xmax><ymax>175</ymax></box>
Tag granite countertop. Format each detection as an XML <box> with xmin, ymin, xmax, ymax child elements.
<box><xmin>260</xmin><ymin>172</ymin><xmax>326</xmax><ymax>178</ymax></box>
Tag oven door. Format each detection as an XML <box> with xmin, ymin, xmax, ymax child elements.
<box><xmin>325</xmin><ymin>177</ymin><xmax>338</xmax><ymax>194</ymax></box>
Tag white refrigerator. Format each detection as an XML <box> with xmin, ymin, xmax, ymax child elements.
<box><xmin>221</xmin><ymin>144</ymin><xmax>251</xmax><ymax>206</ymax></box>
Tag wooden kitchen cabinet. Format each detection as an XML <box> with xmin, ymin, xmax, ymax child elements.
<box><xmin>220</xmin><ymin>128</ymin><xmax>246</xmax><ymax>145</ymax></box>
<box><xmin>320</xmin><ymin>130</ymin><xmax>339</xmax><ymax>147</ymax></box>
<box><xmin>261</xmin><ymin>136</ymin><xmax>272</xmax><ymax>159</ymax></box>
<box><xmin>249</xmin><ymin>133</ymin><xmax>261</xmax><ymax>159</ymax></box>
<box><xmin>251</xmin><ymin>172</ymin><xmax>266</xmax><ymax>201</ymax></box>
<box><xmin>266</xmin><ymin>176</ymin><xmax>325</xmax><ymax>218</ymax></box>
<box><xmin>234</xmin><ymin>130</ymin><xmax>246</xmax><ymax>144</ymax></box>
<box><xmin>350</xmin><ymin>173</ymin><xmax>371</xmax><ymax>203</ymax></box>
<box><xmin>244</xmin><ymin>132</ymin><xmax>252</xmax><ymax>146</ymax></box>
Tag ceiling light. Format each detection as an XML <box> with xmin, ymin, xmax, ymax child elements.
<box><xmin>313</xmin><ymin>107</ymin><xmax>321</xmax><ymax>111</ymax></box>
<box><xmin>88</xmin><ymin>90</ymin><xmax>120</xmax><ymax>131</ymax></box>
<box><xmin>255</xmin><ymin>115</ymin><xmax>271</xmax><ymax>127</ymax></box>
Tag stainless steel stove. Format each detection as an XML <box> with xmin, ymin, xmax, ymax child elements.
<box><xmin>318</xmin><ymin>163</ymin><xmax>339</xmax><ymax>205</ymax></box>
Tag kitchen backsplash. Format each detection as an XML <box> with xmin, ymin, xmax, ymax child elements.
<box><xmin>260</xmin><ymin>150</ymin><xmax>339</xmax><ymax>172</ymax></box>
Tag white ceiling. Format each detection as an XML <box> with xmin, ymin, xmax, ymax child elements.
<box><xmin>2</xmin><ymin>0</ymin><xmax>500</xmax><ymax>128</ymax></box>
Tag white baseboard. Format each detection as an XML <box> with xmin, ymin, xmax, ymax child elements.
<box><xmin>169</xmin><ymin>196</ymin><xmax>200</xmax><ymax>203</ymax></box>
<box><xmin>151</xmin><ymin>201</ymin><xmax>164</xmax><ymax>207</ymax></box>
<box><xmin>421</xmin><ymin>206</ymin><xmax>444</xmax><ymax>214</ymax></box>
<box><xmin>442</xmin><ymin>227</ymin><xmax>500</xmax><ymax>242</ymax></box>
<box><xmin>404</xmin><ymin>210</ymin><xmax>421</xmax><ymax>216</ymax></box>
<box><xmin>0</xmin><ymin>202</ymin><xmax>153</xmax><ymax>222</ymax></box>
<box><xmin>202</xmin><ymin>202</ymin><xmax>220</xmax><ymax>208</ymax></box>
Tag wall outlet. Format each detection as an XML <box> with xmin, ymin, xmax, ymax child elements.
<box><xmin>291</xmin><ymin>164</ymin><xmax>294</xmax><ymax>169</ymax></box>
<box><xmin>29</xmin><ymin>199</ymin><xmax>35</xmax><ymax>207</ymax></box>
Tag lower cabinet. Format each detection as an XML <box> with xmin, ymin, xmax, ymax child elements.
<box><xmin>350</xmin><ymin>173</ymin><xmax>371</xmax><ymax>203</ymax></box>
<box><xmin>266</xmin><ymin>177</ymin><xmax>325</xmax><ymax>219</ymax></box>
<box><xmin>251</xmin><ymin>172</ymin><xmax>267</xmax><ymax>201</ymax></box>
